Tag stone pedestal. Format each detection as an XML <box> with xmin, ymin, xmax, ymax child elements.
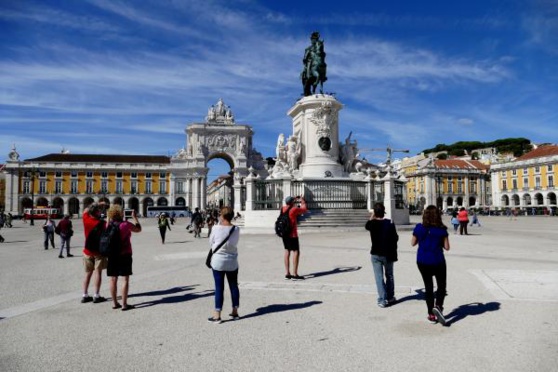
<box><xmin>287</xmin><ymin>95</ymin><xmax>344</xmax><ymax>178</ymax></box>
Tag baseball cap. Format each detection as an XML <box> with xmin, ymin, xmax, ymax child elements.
<box><xmin>285</xmin><ymin>196</ymin><xmax>295</xmax><ymax>204</ymax></box>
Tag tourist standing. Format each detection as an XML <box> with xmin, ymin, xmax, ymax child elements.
<box><xmin>457</xmin><ymin>207</ymin><xmax>469</xmax><ymax>235</ymax></box>
<box><xmin>411</xmin><ymin>205</ymin><xmax>450</xmax><ymax>325</ymax></box>
<box><xmin>281</xmin><ymin>196</ymin><xmax>308</xmax><ymax>280</ymax></box>
<box><xmin>207</xmin><ymin>207</ymin><xmax>241</xmax><ymax>323</ymax></box>
<box><xmin>365</xmin><ymin>203</ymin><xmax>399</xmax><ymax>308</ymax></box>
<box><xmin>56</xmin><ymin>214</ymin><xmax>74</xmax><ymax>258</ymax></box>
<box><xmin>42</xmin><ymin>216</ymin><xmax>57</xmax><ymax>250</ymax></box>
<box><xmin>107</xmin><ymin>205</ymin><xmax>142</xmax><ymax>311</ymax></box>
<box><xmin>191</xmin><ymin>208</ymin><xmax>204</xmax><ymax>238</ymax></box>
<box><xmin>81</xmin><ymin>202</ymin><xmax>108</xmax><ymax>304</ymax></box>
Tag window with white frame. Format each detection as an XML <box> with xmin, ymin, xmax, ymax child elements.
<box><xmin>101</xmin><ymin>180</ymin><xmax>108</xmax><ymax>193</ymax></box>
<box><xmin>160</xmin><ymin>172</ymin><xmax>166</xmax><ymax>178</ymax></box>
<box><xmin>55</xmin><ymin>181</ymin><xmax>63</xmax><ymax>194</ymax></box>
<box><xmin>116</xmin><ymin>172</ymin><xmax>123</xmax><ymax>178</ymax></box>
<box><xmin>86</xmin><ymin>180</ymin><xmax>94</xmax><ymax>194</ymax></box>
<box><xmin>177</xmin><ymin>181</ymin><xmax>184</xmax><ymax>193</ymax></box>
<box><xmin>145</xmin><ymin>181</ymin><xmax>152</xmax><ymax>194</ymax></box>
<box><xmin>145</xmin><ymin>173</ymin><xmax>152</xmax><ymax>179</ymax></box>
<box><xmin>23</xmin><ymin>181</ymin><xmax>30</xmax><ymax>194</ymax></box>
<box><xmin>548</xmin><ymin>165</ymin><xmax>553</xmax><ymax>172</ymax></box>
<box><xmin>39</xmin><ymin>181</ymin><xmax>46</xmax><ymax>193</ymax></box>
<box><xmin>86</xmin><ymin>171</ymin><xmax>93</xmax><ymax>178</ymax></box>
<box><xmin>131</xmin><ymin>181</ymin><xmax>138</xmax><ymax>194</ymax></box>
<box><xmin>512</xmin><ymin>169</ymin><xmax>517</xmax><ymax>175</ymax></box>
<box><xmin>159</xmin><ymin>180</ymin><xmax>166</xmax><ymax>194</ymax></box>
<box><xmin>512</xmin><ymin>179</ymin><xmax>517</xmax><ymax>189</ymax></box>
<box><xmin>71</xmin><ymin>180</ymin><xmax>78</xmax><ymax>194</ymax></box>
<box><xmin>535</xmin><ymin>166</ymin><xmax>540</xmax><ymax>173</ymax></box>
<box><xmin>116</xmin><ymin>180</ymin><xmax>123</xmax><ymax>193</ymax></box>
<box><xmin>535</xmin><ymin>177</ymin><xmax>541</xmax><ymax>188</ymax></box>
<box><xmin>549</xmin><ymin>175</ymin><xmax>554</xmax><ymax>187</ymax></box>
<box><xmin>101</xmin><ymin>172</ymin><xmax>108</xmax><ymax>178</ymax></box>
<box><xmin>131</xmin><ymin>172</ymin><xmax>137</xmax><ymax>179</ymax></box>
<box><xmin>71</xmin><ymin>170</ymin><xmax>78</xmax><ymax>178</ymax></box>
<box><xmin>523</xmin><ymin>178</ymin><xmax>529</xmax><ymax>188</ymax></box>
<box><xmin>55</xmin><ymin>171</ymin><xmax>62</xmax><ymax>177</ymax></box>
<box><xmin>502</xmin><ymin>180</ymin><xmax>507</xmax><ymax>190</ymax></box>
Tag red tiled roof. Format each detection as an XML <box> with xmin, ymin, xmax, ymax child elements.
<box><xmin>434</xmin><ymin>159</ymin><xmax>488</xmax><ymax>171</ymax></box>
<box><xmin>515</xmin><ymin>145</ymin><xmax>558</xmax><ymax>161</ymax></box>
<box><xmin>24</xmin><ymin>153</ymin><xmax>171</xmax><ymax>164</ymax></box>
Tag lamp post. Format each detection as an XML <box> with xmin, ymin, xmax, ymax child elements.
<box><xmin>29</xmin><ymin>168</ymin><xmax>37</xmax><ymax>226</ymax></box>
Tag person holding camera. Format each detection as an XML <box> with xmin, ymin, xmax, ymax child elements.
<box><xmin>42</xmin><ymin>216</ymin><xmax>57</xmax><ymax>250</ymax></box>
<box><xmin>281</xmin><ymin>195</ymin><xmax>308</xmax><ymax>280</ymax></box>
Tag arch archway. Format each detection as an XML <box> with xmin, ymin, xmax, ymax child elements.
<box><xmin>501</xmin><ymin>195</ymin><xmax>509</xmax><ymax>206</ymax></box>
<box><xmin>169</xmin><ymin>99</ymin><xmax>267</xmax><ymax>212</ymax></box>
<box><xmin>128</xmin><ymin>197</ymin><xmax>140</xmax><ymax>214</ymax></box>
<box><xmin>113</xmin><ymin>197</ymin><xmax>124</xmax><ymax>206</ymax></box>
<box><xmin>469</xmin><ymin>197</ymin><xmax>476</xmax><ymax>207</ymax></box>
<box><xmin>523</xmin><ymin>193</ymin><xmax>531</xmax><ymax>206</ymax></box>
<box><xmin>69</xmin><ymin>197</ymin><xmax>80</xmax><ymax>216</ymax></box>
<box><xmin>512</xmin><ymin>194</ymin><xmax>520</xmax><ymax>206</ymax></box>
<box><xmin>456</xmin><ymin>196</ymin><xmax>463</xmax><ymax>206</ymax></box>
<box><xmin>547</xmin><ymin>192</ymin><xmax>557</xmax><ymax>206</ymax></box>
<box><xmin>446</xmin><ymin>197</ymin><xmax>454</xmax><ymax>207</ymax></box>
<box><xmin>534</xmin><ymin>193</ymin><xmax>543</xmax><ymax>206</ymax></box>
<box><xmin>175</xmin><ymin>197</ymin><xmax>186</xmax><ymax>206</ymax></box>
<box><xmin>143</xmin><ymin>197</ymin><xmax>154</xmax><ymax>217</ymax></box>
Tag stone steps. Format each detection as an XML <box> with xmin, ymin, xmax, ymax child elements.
<box><xmin>298</xmin><ymin>209</ymin><xmax>370</xmax><ymax>229</ymax></box>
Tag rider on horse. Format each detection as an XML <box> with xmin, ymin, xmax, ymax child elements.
<box><xmin>301</xmin><ymin>32</ymin><xmax>328</xmax><ymax>96</ymax></box>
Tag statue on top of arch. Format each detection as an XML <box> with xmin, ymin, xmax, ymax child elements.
<box><xmin>205</xmin><ymin>98</ymin><xmax>235</xmax><ymax>125</ymax></box>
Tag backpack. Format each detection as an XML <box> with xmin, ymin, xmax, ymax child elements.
<box><xmin>275</xmin><ymin>205</ymin><xmax>293</xmax><ymax>238</ymax></box>
<box><xmin>85</xmin><ymin>221</ymin><xmax>104</xmax><ymax>253</ymax></box>
<box><xmin>99</xmin><ymin>221</ymin><xmax>123</xmax><ymax>257</ymax></box>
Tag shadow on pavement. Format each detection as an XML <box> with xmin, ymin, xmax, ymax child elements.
<box><xmin>394</xmin><ymin>289</ymin><xmax>425</xmax><ymax>305</ymax></box>
<box><xmin>130</xmin><ymin>285</ymin><xmax>214</xmax><ymax>308</ymax></box>
<box><xmin>240</xmin><ymin>300</ymin><xmax>323</xmax><ymax>320</ymax></box>
<box><xmin>445</xmin><ymin>302</ymin><xmax>501</xmax><ymax>326</ymax></box>
<box><xmin>304</xmin><ymin>266</ymin><xmax>361</xmax><ymax>279</ymax></box>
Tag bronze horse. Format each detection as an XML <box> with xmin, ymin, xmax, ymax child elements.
<box><xmin>301</xmin><ymin>33</ymin><xmax>328</xmax><ymax>96</ymax></box>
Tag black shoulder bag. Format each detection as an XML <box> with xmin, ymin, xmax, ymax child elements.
<box><xmin>205</xmin><ymin>226</ymin><xmax>236</xmax><ymax>269</ymax></box>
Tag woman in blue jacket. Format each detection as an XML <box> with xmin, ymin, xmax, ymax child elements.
<box><xmin>411</xmin><ymin>205</ymin><xmax>451</xmax><ymax>325</ymax></box>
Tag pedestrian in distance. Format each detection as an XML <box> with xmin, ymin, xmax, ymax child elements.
<box><xmin>207</xmin><ymin>207</ymin><xmax>241</xmax><ymax>323</ymax></box>
<box><xmin>365</xmin><ymin>202</ymin><xmax>399</xmax><ymax>308</ymax></box>
<box><xmin>457</xmin><ymin>207</ymin><xmax>469</xmax><ymax>235</ymax></box>
<box><xmin>281</xmin><ymin>195</ymin><xmax>308</xmax><ymax>280</ymax></box>
<box><xmin>56</xmin><ymin>214</ymin><xmax>74</xmax><ymax>258</ymax></box>
<box><xmin>411</xmin><ymin>205</ymin><xmax>451</xmax><ymax>325</ymax></box>
<box><xmin>81</xmin><ymin>202</ymin><xmax>108</xmax><ymax>304</ymax></box>
<box><xmin>42</xmin><ymin>216</ymin><xmax>57</xmax><ymax>250</ymax></box>
<box><xmin>191</xmin><ymin>208</ymin><xmax>204</xmax><ymax>238</ymax></box>
<box><xmin>157</xmin><ymin>212</ymin><xmax>171</xmax><ymax>244</ymax></box>
<box><xmin>469</xmin><ymin>211</ymin><xmax>481</xmax><ymax>227</ymax></box>
<box><xmin>106</xmin><ymin>205</ymin><xmax>142</xmax><ymax>311</ymax></box>
<box><xmin>450</xmin><ymin>212</ymin><xmax>459</xmax><ymax>234</ymax></box>
<box><xmin>6</xmin><ymin>213</ymin><xmax>13</xmax><ymax>228</ymax></box>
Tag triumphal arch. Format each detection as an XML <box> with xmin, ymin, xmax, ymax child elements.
<box><xmin>169</xmin><ymin>98</ymin><xmax>267</xmax><ymax>211</ymax></box>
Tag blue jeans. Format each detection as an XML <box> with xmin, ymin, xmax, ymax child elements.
<box><xmin>212</xmin><ymin>269</ymin><xmax>239</xmax><ymax>311</ymax></box>
<box><xmin>371</xmin><ymin>255</ymin><xmax>394</xmax><ymax>304</ymax></box>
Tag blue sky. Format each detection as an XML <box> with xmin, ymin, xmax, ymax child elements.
<box><xmin>1</xmin><ymin>0</ymin><xmax>557</xmax><ymax>180</ymax></box>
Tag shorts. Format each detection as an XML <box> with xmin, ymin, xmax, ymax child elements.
<box><xmin>107</xmin><ymin>255</ymin><xmax>133</xmax><ymax>277</ymax></box>
<box><xmin>282</xmin><ymin>237</ymin><xmax>300</xmax><ymax>251</ymax></box>
<box><xmin>83</xmin><ymin>254</ymin><xmax>108</xmax><ymax>272</ymax></box>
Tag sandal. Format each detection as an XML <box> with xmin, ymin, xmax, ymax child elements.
<box><xmin>112</xmin><ymin>304</ymin><xmax>122</xmax><ymax>310</ymax></box>
<box><xmin>122</xmin><ymin>304</ymin><xmax>135</xmax><ymax>311</ymax></box>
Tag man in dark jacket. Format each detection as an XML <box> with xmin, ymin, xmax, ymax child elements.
<box><xmin>365</xmin><ymin>203</ymin><xmax>399</xmax><ymax>308</ymax></box>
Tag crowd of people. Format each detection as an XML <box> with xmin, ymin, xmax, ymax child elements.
<box><xmin>7</xmin><ymin>198</ymin><xmax>541</xmax><ymax>325</ymax></box>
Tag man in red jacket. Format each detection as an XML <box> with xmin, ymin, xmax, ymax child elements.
<box><xmin>281</xmin><ymin>196</ymin><xmax>308</xmax><ymax>280</ymax></box>
<box><xmin>81</xmin><ymin>202</ymin><xmax>108</xmax><ymax>304</ymax></box>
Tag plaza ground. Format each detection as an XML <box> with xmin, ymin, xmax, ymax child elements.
<box><xmin>0</xmin><ymin>215</ymin><xmax>557</xmax><ymax>371</ymax></box>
